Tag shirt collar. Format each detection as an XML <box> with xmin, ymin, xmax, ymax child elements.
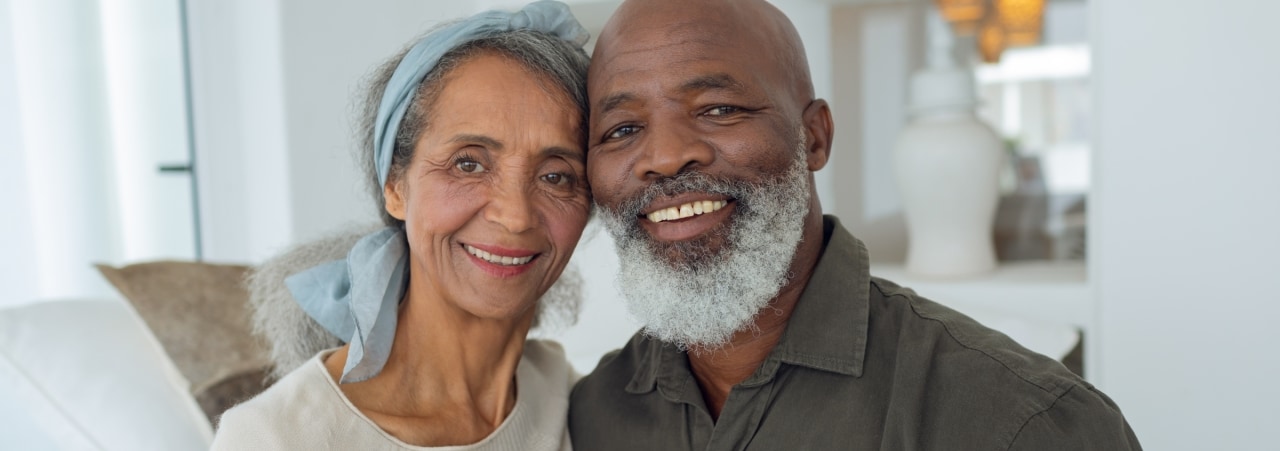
<box><xmin>763</xmin><ymin>215</ymin><xmax>870</xmax><ymax>379</ymax></box>
<box><xmin>626</xmin><ymin>215</ymin><xmax>872</xmax><ymax>395</ymax></box>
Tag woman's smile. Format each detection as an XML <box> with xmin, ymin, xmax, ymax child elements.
<box><xmin>461</xmin><ymin>242</ymin><xmax>541</xmax><ymax>278</ymax></box>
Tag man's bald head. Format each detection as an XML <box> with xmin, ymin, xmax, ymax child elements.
<box><xmin>592</xmin><ymin>0</ymin><xmax>815</xmax><ymax>109</ymax></box>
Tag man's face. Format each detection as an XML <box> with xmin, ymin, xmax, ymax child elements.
<box><xmin>585</xmin><ymin>6</ymin><xmax>816</xmax><ymax>349</ymax></box>
<box><xmin>586</xmin><ymin>16</ymin><xmax>807</xmax><ymax>264</ymax></box>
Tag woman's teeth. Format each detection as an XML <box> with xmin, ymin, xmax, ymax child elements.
<box><xmin>646</xmin><ymin>200</ymin><xmax>728</xmax><ymax>223</ymax></box>
<box><xmin>464</xmin><ymin>245</ymin><xmax>534</xmax><ymax>266</ymax></box>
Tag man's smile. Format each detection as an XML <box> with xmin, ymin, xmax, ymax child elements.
<box><xmin>644</xmin><ymin>199</ymin><xmax>729</xmax><ymax>223</ymax></box>
<box><xmin>638</xmin><ymin>193</ymin><xmax>738</xmax><ymax>242</ymax></box>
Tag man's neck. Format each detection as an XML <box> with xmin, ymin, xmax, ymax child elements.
<box><xmin>685</xmin><ymin>212</ymin><xmax>826</xmax><ymax>421</ymax></box>
<box><xmin>686</xmin><ymin>281</ymin><xmax>802</xmax><ymax>420</ymax></box>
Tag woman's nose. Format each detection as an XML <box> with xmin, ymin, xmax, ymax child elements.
<box><xmin>482</xmin><ymin>180</ymin><xmax>537</xmax><ymax>234</ymax></box>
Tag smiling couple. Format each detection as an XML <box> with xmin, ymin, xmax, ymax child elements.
<box><xmin>211</xmin><ymin>1</ymin><xmax>1141</xmax><ymax>450</ymax></box>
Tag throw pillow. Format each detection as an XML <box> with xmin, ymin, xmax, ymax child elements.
<box><xmin>96</xmin><ymin>261</ymin><xmax>270</xmax><ymax>423</ymax></box>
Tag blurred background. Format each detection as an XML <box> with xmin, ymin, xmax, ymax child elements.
<box><xmin>1</xmin><ymin>0</ymin><xmax>1277</xmax><ymax>450</ymax></box>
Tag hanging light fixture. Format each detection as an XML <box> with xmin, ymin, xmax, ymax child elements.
<box><xmin>995</xmin><ymin>0</ymin><xmax>1046</xmax><ymax>47</ymax></box>
<box><xmin>978</xmin><ymin>11</ymin><xmax>1005</xmax><ymax>64</ymax></box>
<box><xmin>934</xmin><ymin>0</ymin><xmax>986</xmax><ymax>36</ymax></box>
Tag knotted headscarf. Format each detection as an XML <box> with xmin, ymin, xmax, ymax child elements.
<box><xmin>285</xmin><ymin>0</ymin><xmax>589</xmax><ymax>384</ymax></box>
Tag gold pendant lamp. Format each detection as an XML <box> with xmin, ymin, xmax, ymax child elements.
<box><xmin>978</xmin><ymin>11</ymin><xmax>1006</xmax><ymax>63</ymax></box>
<box><xmin>994</xmin><ymin>0</ymin><xmax>1046</xmax><ymax>47</ymax></box>
<box><xmin>934</xmin><ymin>0</ymin><xmax>987</xmax><ymax>36</ymax></box>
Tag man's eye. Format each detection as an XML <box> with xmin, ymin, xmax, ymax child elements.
<box><xmin>706</xmin><ymin>106</ymin><xmax>741</xmax><ymax>116</ymax></box>
<box><xmin>606</xmin><ymin>125</ymin><xmax>640</xmax><ymax>140</ymax></box>
<box><xmin>455</xmin><ymin>159</ymin><xmax>485</xmax><ymax>173</ymax></box>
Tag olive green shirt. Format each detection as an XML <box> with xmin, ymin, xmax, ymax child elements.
<box><xmin>569</xmin><ymin>216</ymin><xmax>1140</xmax><ymax>450</ymax></box>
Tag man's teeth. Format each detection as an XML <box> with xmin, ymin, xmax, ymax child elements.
<box><xmin>646</xmin><ymin>200</ymin><xmax>728</xmax><ymax>223</ymax></box>
<box><xmin>464</xmin><ymin>245</ymin><xmax>533</xmax><ymax>266</ymax></box>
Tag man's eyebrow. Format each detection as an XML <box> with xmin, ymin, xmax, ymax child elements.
<box><xmin>596</xmin><ymin>92</ymin><xmax>636</xmax><ymax>116</ymax></box>
<box><xmin>595</xmin><ymin>74</ymin><xmax>747</xmax><ymax>115</ymax></box>
<box><xmin>679</xmin><ymin>73</ymin><xmax>746</xmax><ymax>94</ymax></box>
<box><xmin>448</xmin><ymin>134</ymin><xmax>503</xmax><ymax>150</ymax></box>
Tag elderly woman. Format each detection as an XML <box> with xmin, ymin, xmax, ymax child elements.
<box><xmin>211</xmin><ymin>2</ymin><xmax>591</xmax><ymax>449</ymax></box>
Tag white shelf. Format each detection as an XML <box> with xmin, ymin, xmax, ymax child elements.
<box><xmin>871</xmin><ymin>261</ymin><xmax>1092</xmax><ymax>328</ymax></box>
<box><xmin>870</xmin><ymin>261</ymin><xmax>1092</xmax><ymax>360</ymax></box>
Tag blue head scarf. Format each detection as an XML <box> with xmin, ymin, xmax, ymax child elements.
<box><xmin>285</xmin><ymin>0</ymin><xmax>588</xmax><ymax>384</ymax></box>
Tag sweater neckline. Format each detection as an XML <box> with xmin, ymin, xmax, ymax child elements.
<box><xmin>310</xmin><ymin>348</ymin><xmax>529</xmax><ymax>450</ymax></box>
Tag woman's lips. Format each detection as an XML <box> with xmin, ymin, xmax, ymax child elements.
<box><xmin>461</xmin><ymin>243</ymin><xmax>539</xmax><ymax>278</ymax></box>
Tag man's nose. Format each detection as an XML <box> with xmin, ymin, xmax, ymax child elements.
<box><xmin>633</xmin><ymin>122</ymin><xmax>714</xmax><ymax>180</ymax></box>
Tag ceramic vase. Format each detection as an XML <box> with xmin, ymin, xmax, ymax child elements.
<box><xmin>895</xmin><ymin>108</ymin><xmax>1003</xmax><ymax>277</ymax></box>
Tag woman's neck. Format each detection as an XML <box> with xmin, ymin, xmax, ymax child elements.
<box><xmin>323</xmin><ymin>276</ymin><xmax>535</xmax><ymax>445</ymax></box>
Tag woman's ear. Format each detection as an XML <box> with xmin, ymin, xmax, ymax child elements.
<box><xmin>384</xmin><ymin>179</ymin><xmax>408</xmax><ymax>220</ymax></box>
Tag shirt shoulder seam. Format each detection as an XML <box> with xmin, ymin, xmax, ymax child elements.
<box><xmin>1003</xmin><ymin>384</ymin><xmax>1079</xmax><ymax>450</ymax></box>
<box><xmin>870</xmin><ymin>279</ymin><xmax>1076</xmax><ymax>397</ymax></box>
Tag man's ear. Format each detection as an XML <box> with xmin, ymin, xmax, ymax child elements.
<box><xmin>384</xmin><ymin>179</ymin><xmax>408</xmax><ymax>221</ymax></box>
<box><xmin>802</xmin><ymin>99</ymin><xmax>834</xmax><ymax>172</ymax></box>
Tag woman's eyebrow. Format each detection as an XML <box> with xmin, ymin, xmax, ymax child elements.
<box><xmin>448</xmin><ymin>134</ymin><xmax>503</xmax><ymax>150</ymax></box>
<box><xmin>540</xmin><ymin>146</ymin><xmax>586</xmax><ymax>162</ymax></box>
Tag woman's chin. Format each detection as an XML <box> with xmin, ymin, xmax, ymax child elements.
<box><xmin>456</xmin><ymin>296</ymin><xmax>540</xmax><ymax>326</ymax></box>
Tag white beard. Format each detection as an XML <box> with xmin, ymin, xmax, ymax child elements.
<box><xmin>599</xmin><ymin>146</ymin><xmax>811</xmax><ymax>351</ymax></box>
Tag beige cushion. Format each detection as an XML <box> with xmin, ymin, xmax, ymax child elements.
<box><xmin>96</xmin><ymin>261</ymin><xmax>270</xmax><ymax>422</ymax></box>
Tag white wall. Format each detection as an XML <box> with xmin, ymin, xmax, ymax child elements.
<box><xmin>187</xmin><ymin>0</ymin><xmax>294</xmax><ymax>263</ymax></box>
<box><xmin>1092</xmin><ymin>1</ymin><xmax>1280</xmax><ymax>449</ymax></box>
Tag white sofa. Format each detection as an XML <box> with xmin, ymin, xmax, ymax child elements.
<box><xmin>0</xmin><ymin>298</ymin><xmax>213</xmax><ymax>450</ymax></box>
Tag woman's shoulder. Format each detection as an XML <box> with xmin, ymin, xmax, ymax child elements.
<box><xmin>521</xmin><ymin>339</ymin><xmax>578</xmax><ymax>389</ymax></box>
<box><xmin>522</xmin><ymin>339</ymin><xmax>573</xmax><ymax>373</ymax></box>
<box><xmin>211</xmin><ymin>350</ymin><xmax>348</xmax><ymax>449</ymax></box>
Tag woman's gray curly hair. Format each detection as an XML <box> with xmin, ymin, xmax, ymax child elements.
<box><xmin>248</xmin><ymin>27</ymin><xmax>590</xmax><ymax>380</ymax></box>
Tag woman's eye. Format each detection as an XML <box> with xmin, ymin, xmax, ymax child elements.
<box><xmin>706</xmin><ymin>106</ymin><xmax>741</xmax><ymax>117</ymax></box>
<box><xmin>455</xmin><ymin>159</ymin><xmax>485</xmax><ymax>173</ymax></box>
<box><xmin>606</xmin><ymin>125</ymin><xmax>640</xmax><ymax>140</ymax></box>
<box><xmin>541</xmin><ymin>172</ymin><xmax>570</xmax><ymax>186</ymax></box>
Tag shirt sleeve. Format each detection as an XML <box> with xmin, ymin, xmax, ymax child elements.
<box><xmin>1007</xmin><ymin>384</ymin><xmax>1143</xmax><ymax>451</ymax></box>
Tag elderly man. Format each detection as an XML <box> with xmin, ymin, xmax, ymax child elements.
<box><xmin>569</xmin><ymin>0</ymin><xmax>1141</xmax><ymax>450</ymax></box>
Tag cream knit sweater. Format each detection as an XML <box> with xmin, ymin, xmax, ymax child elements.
<box><xmin>212</xmin><ymin>340</ymin><xmax>574</xmax><ymax>450</ymax></box>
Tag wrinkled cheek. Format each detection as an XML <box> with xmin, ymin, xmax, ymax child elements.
<box><xmin>403</xmin><ymin>188</ymin><xmax>486</xmax><ymax>268</ymax></box>
<box><xmin>545</xmin><ymin>201</ymin><xmax>590</xmax><ymax>250</ymax></box>
<box><xmin>587</xmin><ymin>159</ymin><xmax>634</xmax><ymax>213</ymax></box>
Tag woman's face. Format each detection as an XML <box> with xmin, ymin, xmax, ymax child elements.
<box><xmin>384</xmin><ymin>53</ymin><xmax>589</xmax><ymax>323</ymax></box>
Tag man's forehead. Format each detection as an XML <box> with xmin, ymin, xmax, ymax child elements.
<box><xmin>589</xmin><ymin>20</ymin><xmax>761</xmax><ymax>97</ymax></box>
<box><xmin>588</xmin><ymin>0</ymin><xmax>809</xmax><ymax>111</ymax></box>
<box><xmin>592</xmin><ymin>19</ymin><xmax>738</xmax><ymax>68</ymax></box>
